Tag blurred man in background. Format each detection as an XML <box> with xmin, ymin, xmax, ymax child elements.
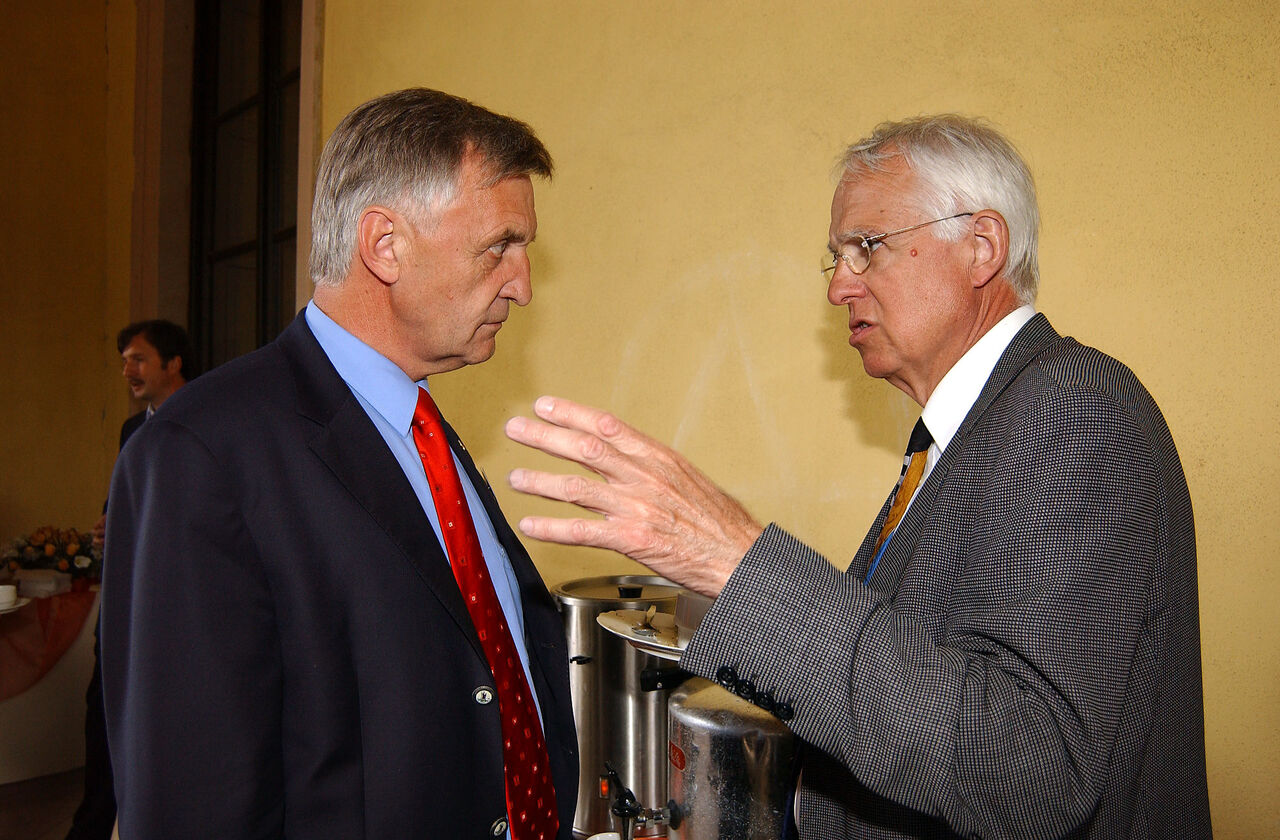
<box><xmin>70</xmin><ymin>319</ymin><xmax>194</xmax><ymax>840</ymax></box>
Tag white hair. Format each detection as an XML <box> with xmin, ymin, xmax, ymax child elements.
<box><xmin>839</xmin><ymin>115</ymin><xmax>1040</xmax><ymax>305</ymax></box>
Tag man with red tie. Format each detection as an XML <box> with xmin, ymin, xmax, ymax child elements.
<box><xmin>102</xmin><ymin>88</ymin><xmax>577</xmax><ymax>839</ymax></box>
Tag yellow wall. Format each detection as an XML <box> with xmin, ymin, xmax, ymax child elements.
<box><xmin>319</xmin><ymin>1</ymin><xmax>1279</xmax><ymax>834</ymax></box>
<box><xmin>0</xmin><ymin>1</ymin><xmax>135</xmax><ymax>541</ymax></box>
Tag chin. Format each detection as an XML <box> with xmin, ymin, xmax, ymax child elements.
<box><xmin>856</xmin><ymin>353</ymin><xmax>892</xmax><ymax>382</ymax></box>
<box><xmin>465</xmin><ymin>342</ymin><xmax>498</xmax><ymax>366</ymax></box>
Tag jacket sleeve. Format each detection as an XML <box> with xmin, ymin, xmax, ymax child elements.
<box><xmin>101</xmin><ymin>418</ymin><xmax>285</xmax><ymax>840</ymax></box>
<box><xmin>681</xmin><ymin>385</ymin><xmax>1164</xmax><ymax>839</ymax></box>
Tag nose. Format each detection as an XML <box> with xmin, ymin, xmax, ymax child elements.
<box><xmin>826</xmin><ymin>263</ymin><xmax>868</xmax><ymax>307</ymax></box>
<box><xmin>501</xmin><ymin>249</ymin><xmax>533</xmax><ymax>306</ymax></box>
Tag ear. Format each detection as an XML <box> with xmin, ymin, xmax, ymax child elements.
<box><xmin>969</xmin><ymin>209</ymin><xmax>1009</xmax><ymax>289</ymax></box>
<box><xmin>356</xmin><ymin>207</ymin><xmax>403</xmax><ymax>285</ymax></box>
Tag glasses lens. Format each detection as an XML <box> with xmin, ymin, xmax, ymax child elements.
<box><xmin>824</xmin><ymin>242</ymin><xmax>872</xmax><ymax>275</ymax></box>
<box><xmin>846</xmin><ymin>241</ymin><xmax>871</xmax><ymax>274</ymax></box>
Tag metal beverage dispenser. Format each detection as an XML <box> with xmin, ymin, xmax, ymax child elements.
<box><xmin>665</xmin><ymin>677</ymin><xmax>798</xmax><ymax>840</ymax></box>
<box><xmin>588</xmin><ymin>592</ymin><xmax>800</xmax><ymax>840</ymax></box>
<box><xmin>552</xmin><ymin>576</ymin><xmax>683</xmax><ymax>838</ymax></box>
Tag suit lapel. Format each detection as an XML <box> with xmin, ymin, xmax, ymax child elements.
<box><xmin>858</xmin><ymin>314</ymin><xmax>1062</xmax><ymax>593</ymax></box>
<box><xmin>277</xmin><ymin>315</ymin><xmax>488</xmax><ymax>663</ymax></box>
<box><xmin>438</xmin><ymin>416</ymin><xmax>570</xmax><ymax>711</ymax></box>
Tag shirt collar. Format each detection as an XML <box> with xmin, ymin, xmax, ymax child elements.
<box><xmin>921</xmin><ymin>305</ymin><xmax>1035</xmax><ymax>454</ymax></box>
<box><xmin>305</xmin><ymin>299</ymin><xmax>425</xmax><ymax>435</ymax></box>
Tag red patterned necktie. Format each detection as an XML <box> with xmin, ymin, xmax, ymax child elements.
<box><xmin>412</xmin><ymin>388</ymin><xmax>558</xmax><ymax>840</ymax></box>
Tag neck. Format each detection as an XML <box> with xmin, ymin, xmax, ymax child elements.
<box><xmin>897</xmin><ymin>288</ymin><xmax>1022</xmax><ymax>406</ymax></box>
<box><xmin>312</xmin><ymin>277</ymin><xmax>430</xmax><ymax>381</ymax></box>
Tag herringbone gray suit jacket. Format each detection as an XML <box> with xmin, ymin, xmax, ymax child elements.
<box><xmin>682</xmin><ymin>314</ymin><xmax>1212</xmax><ymax>839</ymax></box>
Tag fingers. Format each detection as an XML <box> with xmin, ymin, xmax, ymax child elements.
<box><xmin>511</xmin><ymin>395</ymin><xmax>659</xmax><ymax>460</ymax></box>
<box><xmin>515</xmin><ymin>514</ymin><xmax>625</xmax><ymax>553</ymax></box>
<box><xmin>504</xmin><ymin>414</ymin><xmax>607</xmax><ymax>473</ymax></box>
<box><xmin>506</xmin><ymin>396</ymin><xmax>656</xmax><ymax>484</ymax></box>
<box><xmin>508</xmin><ymin>467</ymin><xmax>615</xmax><ymax>515</ymax></box>
<box><xmin>504</xmin><ymin>396</ymin><xmax>764</xmax><ymax>597</ymax></box>
<box><xmin>516</xmin><ymin>511</ymin><xmax>743</xmax><ymax>599</ymax></box>
<box><xmin>529</xmin><ymin>395</ymin><xmax>624</xmax><ymax>439</ymax></box>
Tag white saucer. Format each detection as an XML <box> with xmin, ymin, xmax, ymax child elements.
<box><xmin>0</xmin><ymin>597</ymin><xmax>32</xmax><ymax>615</ymax></box>
<box><xmin>597</xmin><ymin>609</ymin><xmax>686</xmax><ymax>661</ymax></box>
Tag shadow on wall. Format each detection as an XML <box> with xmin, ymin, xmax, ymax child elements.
<box><xmin>817</xmin><ymin>314</ymin><xmax>914</xmax><ymax>456</ymax></box>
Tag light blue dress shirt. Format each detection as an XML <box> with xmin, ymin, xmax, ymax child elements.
<box><xmin>305</xmin><ymin>301</ymin><xmax>543</xmax><ymax>721</ymax></box>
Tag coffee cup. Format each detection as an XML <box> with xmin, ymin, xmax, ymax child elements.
<box><xmin>0</xmin><ymin>584</ymin><xmax>17</xmax><ymax>609</ymax></box>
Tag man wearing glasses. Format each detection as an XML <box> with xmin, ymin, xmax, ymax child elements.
<box><xmin>505</xmin><ymin>115</ymin><xmax>1212</xmax><ymax>838</ymax></box>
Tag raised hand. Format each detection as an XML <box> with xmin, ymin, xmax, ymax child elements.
<box><xmin>505</xmin><ymin>396</ymin><xmax>763</xmax><ymax>597</ymax></box>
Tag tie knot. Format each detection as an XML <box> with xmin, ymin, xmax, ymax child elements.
<box><xmin>415</xmin><ymin>387</ymin><xmax>443</xmax><ymax>430</ymax></box>
<box><xmin>907</xmin><ymin>417</ymin><xmax>932</xmax><ymax>456</ymax></box>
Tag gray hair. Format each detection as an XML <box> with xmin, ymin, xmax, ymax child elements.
<box><xmin>309</xmin><ymin>88</ymin><xmax>553</xmax><ymax>287</ymax></box>
<box><xmin>839</xmin><ymin>115</ymin><xmax>1040</xmax><ymax>304</ymax></box>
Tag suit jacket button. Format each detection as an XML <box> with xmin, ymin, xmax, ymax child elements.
<box><xmin>755</xmin><ymin>690</ymin><xmax>775</xmax><ymax>713</ymax></box>
<box><xmin>490</xmin><ymin>817</ymin><xmax>508</xmax><ymax>836</ymax></box>
<box><xmin>715</xmin><ymin>666</ymin><xmax>739</xmax><ymax>691</ymax></box>
<box><xmin>474</xmin><ymin>686</ymin><xmax>495</xmax><ymax>705</ymax></box>
<box><xmin>735</xmin><ymin>679</ymin><xmax>757</xmax><ymax>702</ymax></box>
<box><xmin>775</xmin><ymin>701</ymin><xmax>794</xmax><ymax>722</ymax></box>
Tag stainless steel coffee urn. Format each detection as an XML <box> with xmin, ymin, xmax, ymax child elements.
<box><xmin>553</xmin><ymin>576</ymin><xmax>684</xmax><ymax>838</ymax></box>
<box><xmin>666</xmin><ymin>677</ymin><xmax>797</xmax><ymax>840</ymax></box>
<box><xmin>585</xmin><ymin>589</ymin><xmax>799</xmax><ymax>840</ymax></box>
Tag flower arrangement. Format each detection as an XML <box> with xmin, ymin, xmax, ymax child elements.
<box><xmin>3</xmin><ymin>526</ymin><xmax>102</xmax><ymax>579</ymax></box>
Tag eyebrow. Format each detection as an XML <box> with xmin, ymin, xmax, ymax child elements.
<box><xmin>492</xmin><ymin>226</ymin><xmax>535</xmax><ymax>245</ymax></box>
<box><xmin>829</xmin><ymin>229</ymin><xmax>874</xmax><ymax>251</ymax></box>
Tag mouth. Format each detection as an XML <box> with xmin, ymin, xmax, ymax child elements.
<box><xmin>849</xmin><ymin>319</ymin><xmax>875</xmax><ymax>343</ymax></box>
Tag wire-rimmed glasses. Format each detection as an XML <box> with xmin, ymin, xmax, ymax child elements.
<box><xmin>824</xmin><ymin>212</ymin><xmax>973</xmax><ymax>276</ymax></box>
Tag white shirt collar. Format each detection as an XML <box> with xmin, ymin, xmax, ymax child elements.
<box><xmin>921</xmin><ymin>306</ymin><xmax>1035</xmax><ymax>455</ymax></box>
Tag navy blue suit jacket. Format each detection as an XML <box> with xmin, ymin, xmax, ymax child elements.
<box><xmin>103</xmin><ymin>314</ymin><xmax>578</xmax><ymax>839</ymax></box>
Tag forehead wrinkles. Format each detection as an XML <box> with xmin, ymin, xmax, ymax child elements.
<box><xmin>831</xmin><ymin>163</ymin><xmax>924</xmax><ymax>244</ymax></box>
<box><xmin>471</xmin><ymin>178</ymin><xmax>537</xmax><ymax>245</ymax></box>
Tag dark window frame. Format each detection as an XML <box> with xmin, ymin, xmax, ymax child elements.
<box><xmin>189</xmin><ymin>0</ymin><xmax>301</xmax><ymax>372</ymax></box>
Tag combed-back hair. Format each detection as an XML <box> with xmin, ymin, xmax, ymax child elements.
<box><xmin>309</xmin><ymin>88</ymin><xmax>553</xmax><ymax>287</ymax></box>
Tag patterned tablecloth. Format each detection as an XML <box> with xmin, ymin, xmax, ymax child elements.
<box><xmin>0</xmin><ymin>589</ymin><xmax>98</xmax><ymax>701</ymax></box>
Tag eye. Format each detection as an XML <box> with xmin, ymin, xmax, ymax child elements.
<box><xmin>487</xmin><ymin>240</ymin><xmax>509</xmax><ymax>258</ymax></box>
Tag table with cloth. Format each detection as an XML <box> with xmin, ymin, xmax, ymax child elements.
<box><xmin>0</xmin><ymin>588</ymin><xmax>99</xmax><ymax>784</ymax></box>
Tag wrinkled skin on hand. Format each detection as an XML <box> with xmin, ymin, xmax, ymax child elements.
<box><xmin>505</xmin><ymin>396</ymin><xmax>764</xmax><ymax>597</ymax></box>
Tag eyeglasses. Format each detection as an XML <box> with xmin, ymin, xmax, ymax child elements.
<box><xmin>823</xmin><ymin>212</ymin><xmax>973</xmax><ymax>276</ymax></box>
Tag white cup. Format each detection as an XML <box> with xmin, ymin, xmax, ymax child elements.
<box><xmin>587</xmin><ymin>834</ymin><xmax>622</xmax><ymax>840</ymax></box>
<box><xmin>0</xmin><ymin>584</ymin><xmax>16</xmax><ymax>608</ymax></box>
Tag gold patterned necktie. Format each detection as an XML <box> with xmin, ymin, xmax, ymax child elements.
<box><xmin>874</xmin><ymin>417</ymin><xmax>934</xmax><ymax>554</ymax></box>
<box><xmin>412</xmin><ymin>388</ymin><xmax>558</xmax><ymax>840</ymax></box>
